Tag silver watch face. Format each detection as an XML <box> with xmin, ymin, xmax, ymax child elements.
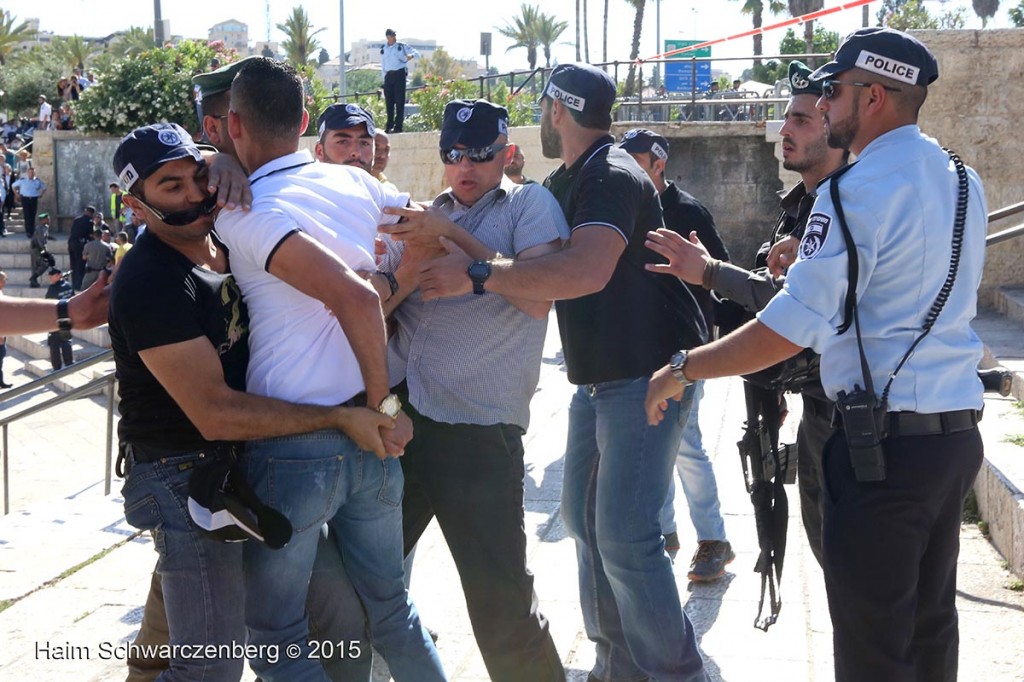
<box><xmin>670</xmin><ymin>351</ymin><xmax>686</xmax><ymax>370</ymax></box>
<box><xmin>379</xmin><ymin>394</ymin><xmax>402</xmax><ymax>418</ymax></box>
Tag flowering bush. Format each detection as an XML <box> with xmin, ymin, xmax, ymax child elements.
<box><xmin>404</xmin><ymin>75</ymin><xmax>478</xmax><ymax>132</ymax></box>
<box><xmin>74</xmin><ymin>41</ymin><xmax>233</xmax><ymax>136</ymax></box>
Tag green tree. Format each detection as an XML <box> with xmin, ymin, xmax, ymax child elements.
<box><xmin>1011</xmin><ymin>0</ymin><xmax>1024</xmax><ymax>25</ymax></box>
<box><xmin>51</xmin><ymin>35</ymin><xmax>100</xmax><ymax>70</ymax></box>
<box><xmin>749</xmin><ymin>27</ymin><xmax>838</xmax><ymax>86</ymax></box>
<box><xmin>74</xmin><ymin>40</ymin><xmax>223</xmax><ymax>135</ymax></box>
<box><xmin>109</xmin><ymin>27</ymin><xmax>157</xmax><ymax>59</ymax></box>
<box><xmin>877</xmin><ymin>0</ymin><xmax>937</xmax><ymax>28</ymax></box>
<box><xmin>0</xmin><ymin>48</ymin><xmax>63</xmax><ymax>117</ymax></box>
<box><xmin>972</xmin><ymin>0</ymin><xmax>1000</xmax><ymax>26</ymax></box>
<box><xmin>344</xmin><ymin>68</ymin><xmax>382</xmax><ymax>96</ymax></box>
<box><xmin>734</xmin><ymin>0</ymin><xmax>786</xmax><ymax>65</ymax></box>
<box><xmin>277</xmin><ymin>6</ymin><xmax>325</xmax><ymax>68</ymax></box>
<box><xmin>787</xmin><ymin>0</ymin><xmax>825</xmax><ymax>67</ymax></box>
<box><xmin>938</xmin><ymin>6</ymin><xmax>969</xmax><ymax>28</ymax></box>
<box><xmin>418</xmin><ymin>47</ymin><xmax>468</xmax><ymax>81</ymax></box>
<box><xmin>623</xmin><ymin>0</ymin><xmax>646</xmax><ymax>97</ymax></box>
<box><xmin>536</xmin><ymin>13</ymin><xmax>569</xmax><ymax>68</ymax></box>
<box><xmin>0</xmin><ymin>10</ymin><xmax>35</xmax><ymax>66</ymax></box>
<box><xmin>405</xmin><ymin>75</ymin><xmax>478</xmax><ymax>132</ymax></box>
<box><xmin>497</xmin><ymin>4</ymin><xmax>541</xmax><ymax>71</ymax></box>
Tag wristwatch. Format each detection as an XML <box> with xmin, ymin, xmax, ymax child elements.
<box><xmin>377</xmin><ymin>393</ymin><xmax>402</xmax><ymax>419</ymax></box>
<box><xmin>56</xmin><ymin>300</ymin><xmax>73</xmax><ymax>340</ymax></box>
<box><xmin>467</xmin><ymin>260</ymin><xmax>491</xmax><ymax>295</ymax></box>
<box><xmin>669</xmin><ymin>349</ymin><xmax>693</xmax><ymax>386</ymax></box>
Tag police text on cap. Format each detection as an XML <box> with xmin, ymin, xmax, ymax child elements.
<box><xmin>855</xmin><ymin>50</ymin><xmax>919</xmax><ymax>85</ymax></box>
<box><xmin>545</xmin><ymin>82</ymin><xmax>586</xmax><ymax>112</ymax></box>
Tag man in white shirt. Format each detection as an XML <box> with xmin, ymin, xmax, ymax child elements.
<box><xmin>37</xmin><ymin>95</ymin><xmax>52</xmax><ymax>129</ymax></box>
<box><xmin>217</xmin><ymin>56</ymin><xmax>445</xmax><ymax>682</ymax></box>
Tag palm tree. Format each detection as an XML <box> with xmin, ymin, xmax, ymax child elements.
<box><xmin>277</xmin><ymin>6</ymin><xmax>325</xmax><ymax>68</ymax></box>
<box><xmin>787</xmin><ymin>0</ymin><xmax>824</xmax><ymax>67</ymax></box>
<box><xmin>735</xmin><ymin>0</ymin><xmax>786</xmax><ymax>65</ymax></box>
<box><xmin>51</xmin><ymin>35</ymin><xmax>100</xmax><ymax>70</ymax></box>
<box><xmin>496</xmin><ymin>4</ymin><xmax>541</xmax><ymax>71</ymax></box>
<box><xmin>109</xmin><ymin>26</ymin><xmax>156</xmax><ymax>59</ymax></box>
<box><xmin>536</xmin><ymin>13</ymin><xmax>569</xmax><ymax>68</ymax></box>
<box><xmin>972</xmin><ymin>0</ymin><xmax>999</xmax><ymax>26</ymax></box>
<box><xmin>0</xmin><ymin>10</ymin><xmax>35</xmax><ymax>66</ymax></box>
<box><xmin>623</xmin><ymin>0</ymin><xmax>646</xmax><ymax>96</ymax></box>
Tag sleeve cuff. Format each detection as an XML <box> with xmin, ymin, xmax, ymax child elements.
<box><xmin>756</xmin><ymin>291</ymin><xmax>835</xmax><ymax>354</ymax></box>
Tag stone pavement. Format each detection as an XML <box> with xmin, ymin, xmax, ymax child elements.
<box><xmin>2</xmin><ymin>321</ymin><xmax>1024</xmax><ymax>681</ymax></box>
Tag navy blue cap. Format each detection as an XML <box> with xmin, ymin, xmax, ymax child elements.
<box><xmin>787</xmin><ymin>60</ymin><xmax>822</xmax><ymax>97</ymax></box>
<box><xmin>317</xmin><ymin>103</ymin><xmax>377</xmax><ymax>139</ymax></box>
<box><xmin>618</xmin><ymin>128</ymin><xmax>669</xmax><ymax>160</ymax></box>
<box><xmin>439</xmin><ymin>99</ymin><xmax>509</xmax><ymax>149</ymax></box>
<box><xmin>542</xmin><ymin>63</ymin><xmax>616</xmax><ymax>126</ymax></box>
<box><xmin>385</xmin><ymin>28</ymin><xmax>396</xmax><ymax>37</ymax></box>
<box><xmin>810</xmin><ymin>27</ymin><xmax>938</xmax><ymax>87</ymax></box>
<box><xmin>112</xmin><ymin>123</ymin><xmax>203</xmax><ymax>192</ymax></box>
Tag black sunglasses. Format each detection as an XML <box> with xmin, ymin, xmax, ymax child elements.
<box><xmin>821</xmin><ymin>79</ymin><xmax>903</xmax><ymax>100</ymax></box>
<box><xmin>132</xmin><ymin>192</ymin><xmax>218</xmax><ymax>227</ymax></box>
<box><xmin>439</xmin><ymin>143</ymin><xmax>508</xmax><ymax>165</ymax></box>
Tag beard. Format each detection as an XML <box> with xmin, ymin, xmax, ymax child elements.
<box><xmin>825</xmin><ymin>94</ymin><xmax>860</xmax><ymax>150</ymax></box>
<box><xmin>783</xmin><ymin>135</ymin><xmax>830</xmax><ymax>173</ymax></box>
<box><xmin>540</xmin><ymin>110</ymin><xmax>562</xmax><ymax>160</ymax></box>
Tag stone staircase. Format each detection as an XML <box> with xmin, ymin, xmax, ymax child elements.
<box><xmin>972</xmin><ymin>286</ymin><xmax>1024</xmax><ymax>580</ymax></box>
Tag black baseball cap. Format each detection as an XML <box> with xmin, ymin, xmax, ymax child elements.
<box><xmin>810</xmin><ymin>27</ymin><xmax>938</xmax><ymax>87</ymax></box>
<box><xmin>317</xmin><ymin>103</ymin><xmax>377</xmax><ymax>139</ymax></box>
<box><xmin>112</xmin><ymin>123</ymin><xmax>203</xmax><ymax>192</ymax></box>
<box><xmin>385</xmin><ymin>28</ymin><xmax>396</xmax><ymax>37</ymax></box>
<box><xmin>47</xmin><ymin>267</ymin><xmax>62</xmax><ymax>276</ymax></box>
<box><xmin>787</xmin><ymin>60</ymin><xmax>823</xmax><ymax>97</ymax></box>
<box><xmin>618</xmin><ymin>128</ymin><xmax>669</xmax><ymax>160</ymax></box>
<box><xmin>439</xmin><ymin>99</ymin><xmax>509</xmax><ymax>149</ymax></box>
<box><xmin>542</xmin><ymin>63</ymin><xmax>617</xmax><ymax>129</ymax></box>
<box><xmin>188</xmin><ymin>453</ymin><xmax>293</xmax><ymax>549</ymax></box>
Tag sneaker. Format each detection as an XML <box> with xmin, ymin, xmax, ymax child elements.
<box><xmin>663</xmin><ymin>531</ymin><xmax>681</xmax><ymax>561</ymax></box>
<box><xmin>688</xmin><ymin>540</ymin><xmax>735</xmax><ymax>582</ymax></box>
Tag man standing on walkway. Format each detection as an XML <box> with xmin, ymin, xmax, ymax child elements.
<box><xmin>617</xmin><ymin>128</ymin><xmax>734</xmax><ymax>580</ymax></box>
<box><xmin>381</xmin><ymin>29</ymin><xmax>419</xmax><ymax>133</ymax></box>
<box><xmin>81</xmin><ymin>228</ymin><xmax>114</xmax><ymax>289</ymax></box>
<box><xmin>67</xmin><ymin>205</ymin><xmax>95</xmax><ymax>291</ymax></box>
<box><xmin>12</xmin><ymin>167</ymin><xmax>45</xmax><ymax>240</ymax></box>
<box><xmin>378</xmin><ymin>99</ymin><xmax>569</xmax><ymax>682</ymax></box>
<box><xmin>419</xmin><ymin>62</ymin><xmax>709</xmax><ymax>682</ymax></box>
<box><xmin>44</xmin><ymin>267</ymin><xmax>74</xmax><ymax>371</ymax></box>
<box><xmin>654</xmin><ymin>61</ymin><xmax>847</xmax><ymax>564</ymax></box>
<box><xmin>645</xmin><ymin>29</ymin><xmax>986</xmax><ymax>682</ymax></box>
<box><xmin>217</xmin><ymin>57</ymin><xmax>444</xmax><ymax>681</ymax></box>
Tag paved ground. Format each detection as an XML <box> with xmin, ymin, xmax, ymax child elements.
<box><xmin>2</xmin><ymin>321</ymin><xmax>1023</xmax><ymax>681</ymax></box>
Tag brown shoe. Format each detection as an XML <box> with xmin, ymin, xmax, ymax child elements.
<box><xmin>687</xmin><ymin>540</ymin><xmax>735</xmax><ymax>582</ymax></box>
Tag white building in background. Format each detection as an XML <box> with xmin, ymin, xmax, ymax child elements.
<box><xmin>209</xmin><ymin>19</ymin><xmax>248</xmax><ymax>52</ymax></box>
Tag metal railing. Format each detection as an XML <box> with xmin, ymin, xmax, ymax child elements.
<box><xmin>0</xmin><ymin>349</ymin><xmax>116</xmax><ymax>515</ymax></box>
<box><xmin>987</xmin><ymin>201</ymin><xmax>1024</xmax><ymax>247</ymax></box>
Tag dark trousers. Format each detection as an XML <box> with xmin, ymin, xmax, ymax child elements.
<box><xmin>67</xmin><ymin>239</ymin><xmax>85</xmax><ymax>291</ymax></box>
<box><xmin>21</xmin><ymin>195</ymin><xmax>38</xmax><ymax>238</ymax></box>
<box><xmin>383</xmin><ymin>69</ymin><xmax>408</xmax><ymax>133</ymax></box>
<box><xmin>797</xmin><ymin>394</ymin><xmax>834</xmax><ymax>566</ymax></box>
<box><xmin>822</xmin><ymin>426</ymin><xmax>983</xmax><ymax>682</ymax></box>
<box><xmin>0</xmin><ymin>344</ymin><xmax>7</xmax><ymax>384</ymax></box>
<box><xmin>401</xmin><ymin>404</ymin><xmax>565</xmax><ymax>682</ymax></box>
<box><xmin>47</xmin><ymin>332</ymin><xmax>73</xmax><ymax>370</ymax></box>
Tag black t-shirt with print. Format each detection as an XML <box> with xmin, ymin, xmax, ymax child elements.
<box><xmin>109</xmin><ymin>230</ymin><xmax>249</xmax><ymax>449</ymax></box>
<box><xmin>547</xmin><ymin>136</ymin><xmax>707</xmax><ymax>385</ymax></box>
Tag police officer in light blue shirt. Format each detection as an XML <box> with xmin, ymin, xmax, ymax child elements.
<box><xmin>12</xmin><ymin>166</ymin><xmax>46</xmax><ymax>239</ymax></box>
<box><xmin>644</xmin><ymin>28</ymin><xmax>985</xmax><ymax>682</ymax></box>
<box><xmin>380</xmin><ymin>28</ymin><xmax>419</xmax><ymax>134</ymax></box>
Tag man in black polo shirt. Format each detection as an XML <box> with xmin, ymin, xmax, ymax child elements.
<box><xmin>67</xmin><ymin>205</ymin><xmax>95</xmax><ymax>291</ymax></box>
<box><xmin>419</xmin><ymin>62</ymin><xmax>709</xmax><ymax>682</ymax></box>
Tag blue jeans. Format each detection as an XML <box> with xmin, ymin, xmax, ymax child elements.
<box><xmin>121</xmin><ymin>448</ymin><xmax>245</xmax><ymax>682</ymax></box>
<box><xmin>562</xmin><ymin>378</ymin><xmax>708</xmax><ymax>682</ymax></box>
<box><xmin>658</xmin><ymin>381</ymin><xmax>727</xmax><ymax>542</ymax></box>
<box><xmin>241</xmin><ymin>430</ymin><xmax>445</xmax><ymax>682</ymax></box>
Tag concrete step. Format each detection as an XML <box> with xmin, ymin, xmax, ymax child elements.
<box><xmin>0</xmin><ymin>239</ymin><xmax>69</xmax><ymax>256</ymax></box>
<box><xmin>7</xmin><ymin>332</ymin><xmax>106</xmax><ymax>363</ymax></box>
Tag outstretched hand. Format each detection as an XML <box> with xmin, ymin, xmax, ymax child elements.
<box><xmin>767</xmin><ymin>235</ymin><xmax>799</xmax><ymax>277</ymax></box>
<box><xmin>418</xmin><ymin>237</ymin><xmax>473</xmax><ymax>300</ymax></box>
<box><xmin>645</xmin><ymin>229</ymin><xmax>712</xmax><ymax>285</ymax></box>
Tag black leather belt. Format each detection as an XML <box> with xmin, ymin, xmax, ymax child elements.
<box><xmin>886</xmin><ymin>409</ymin><xmax>980</xmax><ymax>438</ymax></box>
<box><xmin>342</xmin><ymin>392</ymin><xmax>368</xmax><ymax>408</ymax></box>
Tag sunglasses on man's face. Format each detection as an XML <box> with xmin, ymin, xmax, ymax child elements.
<box><xmin>820</xmin><ymin>79</ymin><xmax>903</xmax><ymax>100</ymax></box>
<box><xmin>439</xmin><ymin>143</ymin><xmax>508</xmax><ymax>165</ymax></box>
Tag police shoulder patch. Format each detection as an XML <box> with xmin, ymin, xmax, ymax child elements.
<box><xmin>798</xmin><ymin>212</ymin><xmax>831</xmax><ymax>260</ymax></box>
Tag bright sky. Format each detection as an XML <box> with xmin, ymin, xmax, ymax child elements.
<box><xmin>18</xmin><ymin>0</ymin><xmax>1016</xmax><ymax>78</ymax></box>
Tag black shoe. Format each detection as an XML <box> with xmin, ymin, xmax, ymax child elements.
<box><xmin>29</xmin><ymin>279</ymin><xmax>40</xmax><ymax>288</ymax></box>
<box><xmin>0</xmin><ymin>382</ymin><xmax>12</xmax><ymax>389</ymax></box>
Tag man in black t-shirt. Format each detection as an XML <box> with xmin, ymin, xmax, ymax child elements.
<box><xmin>419</xmin><ymin>63</ymin><xmax>709</xmax><ymax>682</ymax></box>
<box><xmin>67</xmin><ymin>206</ymin><xmax>95</xmax><ymax>291</ymax></box>
<box><xmin>110</xmin><ymin>123</ymin><xmax>396</xmax><ymax>681</ymax></box>
<box><xmin>618</xmin><ymin>128</ymin><xmax>735</xmax><ymax>583</ymax></box>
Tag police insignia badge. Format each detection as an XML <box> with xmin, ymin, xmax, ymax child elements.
<box><xmin>799</xmin><ymin>213</ymin><xmax>831</xmax><ymax>259</ymax></box>
<box><xmin>790</xmin><ymin>73</ymin><xmax>809</xmax><ymax>90</ymax></box>
<box><xmin>345</xmin><ymin>103</ymin><xmax>361</xmax><ymax>114</ymax></box>
<box><xmin>158</xmin><ymin>129</ymin><xmax>181</xmax><ymax>146</ymax></box>
<box><xmin>456</xmin><ymin>107</ymin><xmax>473</xmax><ymax>123</ymax></box>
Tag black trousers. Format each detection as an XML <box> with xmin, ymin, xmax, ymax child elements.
<box><xmin>797</xmin><ymin>394</ymin><xmax>834</xmax><ymax>566</ymax></box>
<box><xmin>401</xmin><ymin>403</ymin><xmax>565</xmax><ymax>682</ymax></box>
<box><xmin>21</xmin><ymin>195</ymin><xmax>38</xmax><ymax>238</ymax></box>
<box><xmin>383</xmin><ymin>69</ymin><xmax>408</xmax><ymax>133</ymax></box>
<box><xmin>822</xmin><ymin>426</ymin><xmax>983</xmax><ymax>682</ymax></box>
<box><xmin>68</xmin><ymin>239</ymin><xmax>86</xmax><ymax>291</ymax></box>
<box><xmin>0</xmin><ymin>344</ymin><xmax>7</xmax><ymax>384</ymax></box>
<box><xmin>47</xmin><ymin>332</ymin><xmax>73</xmax><ymax>370</ymax></box>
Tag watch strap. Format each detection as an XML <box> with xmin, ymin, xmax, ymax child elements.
<box><xmin>56</xmin><ymin>299</ymin><xmax>72</xmax><ymax>332</ymax></box>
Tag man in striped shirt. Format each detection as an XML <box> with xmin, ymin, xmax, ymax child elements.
<box><xmin>377</xmin><ymin>99</ymin><xmax>570</xmax><ymax>682</ymax></box>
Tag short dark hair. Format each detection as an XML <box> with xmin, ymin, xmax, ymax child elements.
<box><xmin>230</xmin><ymin>57</ymin><xmax>305</xmax><ymax>139</ymax></box>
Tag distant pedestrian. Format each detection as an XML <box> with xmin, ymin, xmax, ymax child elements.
<box><xmin>12</xmin><ymin>166</ymin><xmax>46</xmax><ymax>239</ymax></box>
<box><xmin>44</xmin><ymin>268</ymin><xmax>74</xmax><ymax>371</ymax></box>
<box><xmin>67</xmin><ymin>205</ymin><xmax>95</xmax><ymax>291</ymax></box>
<box><xmin>380</xmin><ymin>28</ymin><xmax>419</xmax><ymax>133</ymax></box>
<box><xmin>81</xmin><ymin>228</ymin><xmax>114</xmax><ymax>289</ymax></box>
<box><xmin>0</xmin><ymin>271</ymin><xmax>11</xmax><ymax>388</ymax></box>
<box><xmin>29</xmin><ymin>212</ymin><xmax>54</xmax><ymax>288</ymax></box>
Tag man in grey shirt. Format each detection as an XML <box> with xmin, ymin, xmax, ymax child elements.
<box><xmin>81</xmin><ymin>228</ymin><xmax>114</xmax><ymax>288</ymax></box>
<box><xmin>377</xmin><ymin>99</ymin><xmax>569</xmax><ymax>682</ymax></box>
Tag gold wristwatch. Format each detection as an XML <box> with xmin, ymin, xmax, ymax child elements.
<box><xmin>377</xmin><ymin>393</ymin><xmax>402</xmax><ymax>419</ymax></box>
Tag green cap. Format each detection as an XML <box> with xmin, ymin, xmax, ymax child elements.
<box><xmin>192</xmin><ymin>56</ymin><xmax>262</xmax><ymax>98</ymax></box>
<box><xmin>787</xmin><ymin>60</ymin><xmax>823</xmax><ymax>97</ymax></box>
<box><xmin>38</xmin><ymin>212</ymin><xmax>49</xmax><ymax>219</ymax></box>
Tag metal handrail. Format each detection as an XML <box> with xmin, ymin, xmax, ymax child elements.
<box><xmin>986</xmin><ymin>201</ymin><xmax>1024</xmax><ymax>247</ymax></box>
<box><xmin>1</xmin><ymin>349</ymin><xmax>117</xmax><ymax>515</ymax></box>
